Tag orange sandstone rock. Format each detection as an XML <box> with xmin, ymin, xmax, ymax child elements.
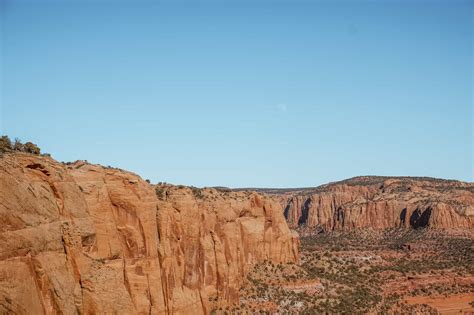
<box><xmin>279</xmin><ymin>176</ymin><xmax>474</xmax><ymax>231</ymax></box>
<box><xmin>0</xmin><ymin>153</ymin><xmax>298</xmax><ymax>314</ymax></box>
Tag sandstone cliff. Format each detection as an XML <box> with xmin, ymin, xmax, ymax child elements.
<box><xmin>275</xmin><ymin>176</ymin><xmax>474</xmax><ymax>231</ymax></box>
<box><xmin>0</xmin><ymin>153</ymin><xmax>298</xmax><ymax>314</ymax></box>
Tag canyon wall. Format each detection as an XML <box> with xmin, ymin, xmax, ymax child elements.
<box><xmin>0</xmin><ymin>153</ymin><xmax>298</xmax><ymax>314</ymax></box>
<box><xmin>278</xmin><ymin>177</ymin><xmax>474</xmax><ymax>231</ymax></box>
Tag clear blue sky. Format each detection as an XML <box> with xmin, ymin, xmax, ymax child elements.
<box><xmin>1</xmin><ymin>0</ymin><xmax>472</xmax><ymax>187</ymax></box>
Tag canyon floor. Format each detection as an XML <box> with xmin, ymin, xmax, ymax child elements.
<box><xmin>211</xmin><ymin>229</ymin><xmax>474</xmax><ymax>314</ymax></box>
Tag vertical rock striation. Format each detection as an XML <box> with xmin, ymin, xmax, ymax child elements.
<box><xmin>0</xmin><ymin>153</ymin><xmax>298</xmax><ymax>314</ymax></box>
<box><xmin>279</xmin><ymin>177</ymin><xmax>474</xmax><ymax>231</ymax></box>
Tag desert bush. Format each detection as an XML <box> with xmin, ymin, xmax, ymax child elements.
<box><xmin>191</xmin><ymin>186</ymin><xmax>204</xmax><ymax>199</ymax></box>
<box><xmin>23</xmin><ymin>141</ymin><xmax>41</xmax><ymax>154</ymax></box>
<box><xmin>0</xmin><ymin>136</ymin><xmax>41</xmax><ymax>155</ymax></box>
<box><xmin>13</xmin><ymin>138</ymin><xmax>23</xmax><ymax>151</ymax></box>
<box><xmin>0</xmin><ymin>135</ymin><xmax>12</xmax><ymax>152</ymax></box>
<box><xmin>155</xmin><ymin>187</ymin><xmax>166</xmax><ymax>200</ymax></box>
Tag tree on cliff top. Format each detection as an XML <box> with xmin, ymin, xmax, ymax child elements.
<box><xmin>0</xmin><ymin>136</ymin><xmax>12</xmax><ymax>152</ymax></box>
<box><xmin>23</xmin><ymin>141</ymin><xmax>41</xmax><ymax>154</ymax></box>
<box><xmin>0</xmin><ymin>135</ymin><xmax>41</xmax><ymax>155</ymax></box>
<box><xmin>13</xmin><ymin>138</ymin><xmax>24</xmax><ymax>151</ymax></box>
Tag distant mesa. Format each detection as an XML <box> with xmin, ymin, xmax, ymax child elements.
<box><xmin>265</xmin><ymin>176</ymin><xmax>473</xmax><ymax>232</ymax></box>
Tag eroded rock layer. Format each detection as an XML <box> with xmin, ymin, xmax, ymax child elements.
<box><xmin>278</xmin><ymin>176</ymin><xmax>474</xmax><ymax>231</ymax></box>
<box><xmin>0</xmin><ymin>153</ymin><xmax>298</xmax><ymax>314</ymax></box>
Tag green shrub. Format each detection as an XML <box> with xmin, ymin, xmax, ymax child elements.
<box><xmin>155</xmin><ymin>187</ymin><xmax>166</xmax><ymax>200</ymax></box>
<box><xmin>13</xmin><ymin>138</ymin><xmax>23</xmax><ymax>151</ymax></box>
<box><xmin>191</xmin><ymin>186</ymin><xmax>204</xmax><ymax>199</ymax></box>
<box><xmin>0</xmin><ymin>135</ymin><xmax>12</xmax><ymax>153</ymax></box>
<box><xmin>0</xmin><ymin>136</ymin><xmax>41</xmax><ymax>155</ymax></box>
<box><xmin>23</xmin><ymin>142</ymin><xmax>41</xmax><ymax>154</ymax></box>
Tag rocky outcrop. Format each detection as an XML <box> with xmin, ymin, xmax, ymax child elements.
<box><xmin>278</xmin><ymin>176</ymin><xmax>474</xmax><ymax>231</ymax></box>
<box><xmin>0</xmin><ymin>153</ymin><xmax>298</xmax><ymax>314</ymax></box>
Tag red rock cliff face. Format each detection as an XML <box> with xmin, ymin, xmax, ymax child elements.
<box><xmin>280</xmin><ymin>177</ymin><xmax>474</xmax><ymax>231</ymax></box>
<box><xmin>0</xmin><ymin>153</ymin><xmax>298</xmax><ymax>314</ymax></box>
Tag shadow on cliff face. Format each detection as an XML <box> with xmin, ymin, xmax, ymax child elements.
<box><xmin>284</xmin><ymin>203</ymin><xmax>291</xmax><ymax>220</ymax></box>
<box><xmin>336</xmin><ymin>207</ymin><xmax>345</xmax><ymax>228</ymax></box>
<box><xmin>409</xmin><ymin>207</ymin><xmax>432</xmax><ymax>229</ymax></box>
<box><xmin>26</xmin><ymin>163</ymin><xmax>51</xmax><ymax>176</ymax></box>
<box><xmin>400</xmin><ymin>208</ymin><xmax>407</xmax><ymax>227</ymax></box>
<box><xmin>298</xmin><ymin>198</ymin><xmax>311</xmax><ymax>225</ymax></box>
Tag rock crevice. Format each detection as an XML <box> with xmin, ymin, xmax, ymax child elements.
<box><xmin>278</xmin><ymin>177</ymin><xmax>473</xmax><ymax>231</ymax></box>
<box><xmin>0</xmin><ymin>154</ymin><xmax>298</xmax><ymax>314</ymax></box>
